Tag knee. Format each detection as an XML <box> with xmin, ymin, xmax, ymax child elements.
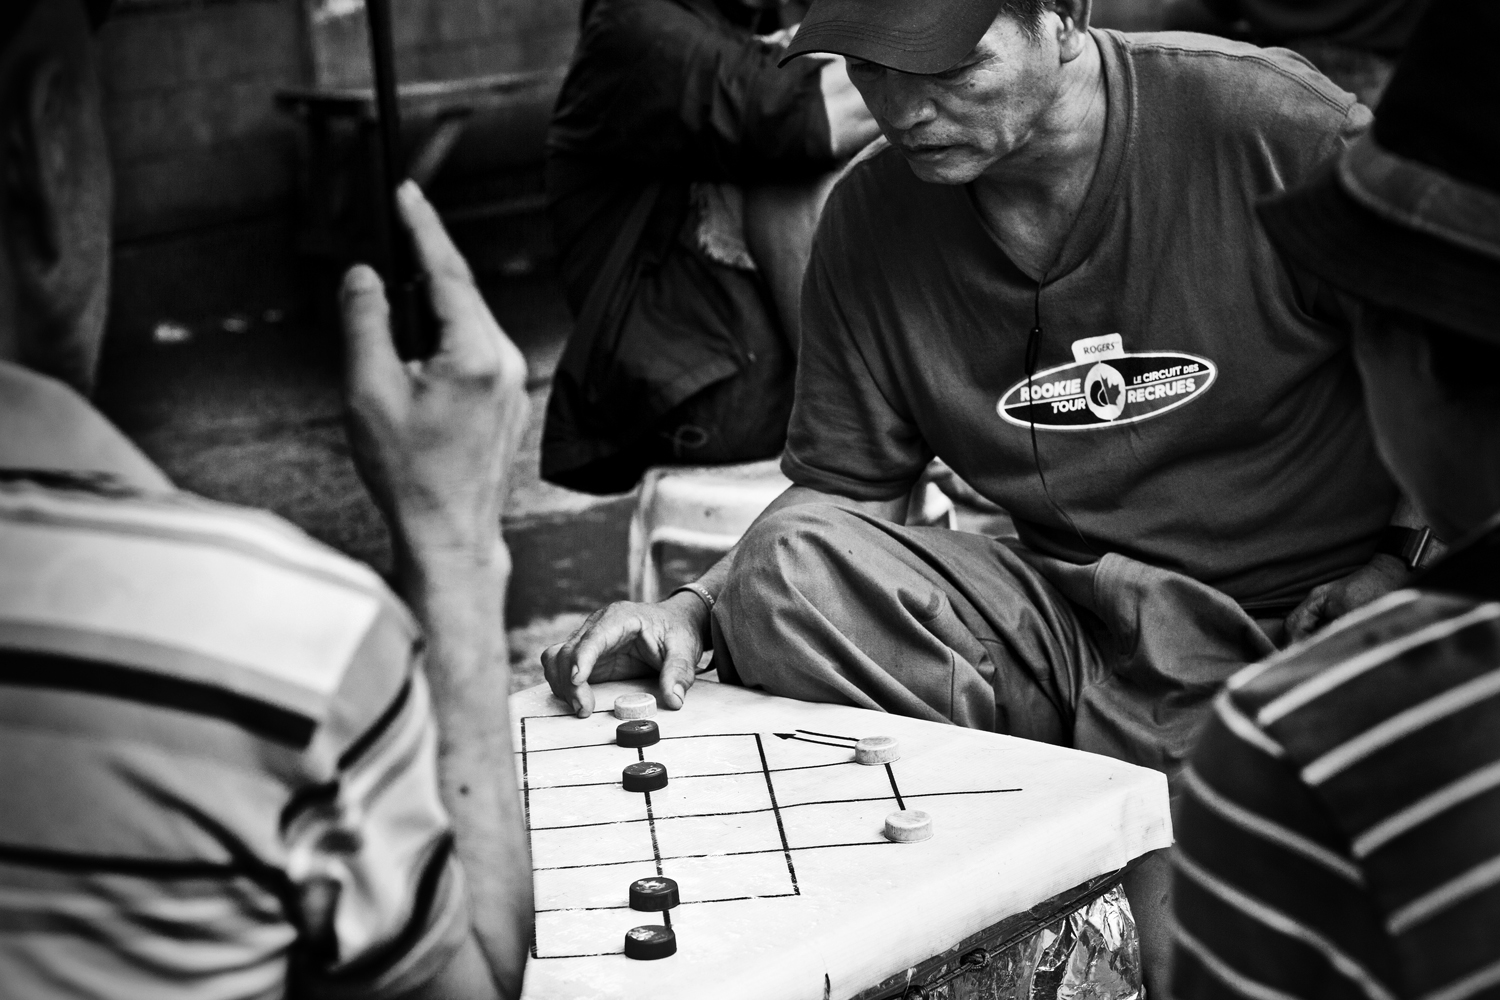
<box><xmin>727</xmin><ymin>503</ymin><xmax>864</xmax><ymax>608</ymax></box>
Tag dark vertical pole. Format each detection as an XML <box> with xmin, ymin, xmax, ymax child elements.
<box><xmin>366</xmin><ymin>0</ymin><xmax>435</xmax><ymax>358</ymax></box>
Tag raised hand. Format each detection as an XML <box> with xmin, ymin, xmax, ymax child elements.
<box><xmin>340</xmin><ymin>180</ymin><xmax>529</xmax><ymax>573</ymax></box>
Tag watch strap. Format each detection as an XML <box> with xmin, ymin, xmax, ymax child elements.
<box><xmin>669</xmin><ymin>582</ymin><xmax>716</xmax><ymax>613</ymax></box>
<box><xmin>1375</xmin><ymin>526</ymin><xmax>1433</xmax><ymax>571</ymax></box>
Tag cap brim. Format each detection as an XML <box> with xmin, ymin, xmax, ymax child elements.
<box><xmin>1259</xmin><ymin>163</ymin><xmax>1500</xmax><ymax>344</ymax></box>
<box><xmin>780</xmin><ymin>0</ymin><xmax>1005</xmax><ymax>74</ymax></box>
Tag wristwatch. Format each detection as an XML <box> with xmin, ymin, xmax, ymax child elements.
<box><xmin>1375</xmin><ymin>525</ymin><xmax>1433</xmax><ymax>571</ymax></box>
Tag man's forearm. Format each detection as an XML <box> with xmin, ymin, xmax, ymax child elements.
<box><xmin>400</xmin><ymin>545</ymin><xmax>532</xmax><ymax>998</ymax></box>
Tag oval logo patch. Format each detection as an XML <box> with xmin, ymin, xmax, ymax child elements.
<box><xmin>997</xmin><ymin>352</ymin><xmax>1217</xmax><ymax>431</ymax></box>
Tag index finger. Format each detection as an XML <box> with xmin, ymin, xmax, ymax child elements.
<box><xmin>396</xmin><ymin>181</ymin><xmax>473</xmax><ymax>287</ymax></box>
<box><xmin>1284</xmin><ymin>592</ymin><xmax>1327</xmax><ymax>642</ymax></box>
<box><xmin>541</xmin><ymin>642</ymin><xmax>589</xmax><ymax>717</ymax></box>
<box><xmin>394</xmin><ymin>182</ymin><xmax>494</xmax><ymax>357</ymax></box>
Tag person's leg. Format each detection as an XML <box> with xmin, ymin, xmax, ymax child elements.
<box><xmin>713</xmin><ymin>507</ymin><xmax>1267</xmax><ymax>993</ymax></box>
<box><xmin>711</xmin><ymin>503</ymin><xmax>1107</xmax><ymax>742</ymax></box>
<box><xmin>742</xmin><ymin>173</ymin><xmax>842</xmax><ymax>354</ymax></box>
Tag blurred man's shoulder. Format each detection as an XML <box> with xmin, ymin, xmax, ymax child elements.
<box><xmin>0</xmin><ymin>361</ymin><xmax>169</xmax><ymax>490</ymax></box>
<box><xmin>0</xmin><ymin>360</ymin><xmax>416</xmax><ymax>761</ymax></box>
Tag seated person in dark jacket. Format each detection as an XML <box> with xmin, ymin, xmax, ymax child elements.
<box><xmin>543</xmin><ymin>0</ymin><xmax>879</xmax><ymax>493</ymax></box>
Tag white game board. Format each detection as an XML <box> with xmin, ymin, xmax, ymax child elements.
<box><xmin>513</xmin><ymin>679</ymin><xmax>1171</xmax><ymax>1000</ymax></box>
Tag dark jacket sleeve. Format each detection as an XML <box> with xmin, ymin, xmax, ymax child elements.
<box><xmin>548</xmin><ymin>0</ymin><xmax>836</xmax><ymax>185</ymax></box>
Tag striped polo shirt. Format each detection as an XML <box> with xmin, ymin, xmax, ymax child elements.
<box><xmin>0</xmin><ymin>368</ymin><xmax>468</xmax><ymax>998</ymax></box>
<box><xmin>1172</xmin><ymin>520</ymin><xmax>1500</xmax><ymax>1000</ymax></box>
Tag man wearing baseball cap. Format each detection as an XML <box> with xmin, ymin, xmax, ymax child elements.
<box><xmin>1173</xmin><ymin>0</ymin><xmax>1500</xmax><ymax>994</ymax></box>
<box><xmin>544</xmin><ymin>0</ymin><xmax>1429</xmax><ymax>980</ymax></box>
<box><xmin>0</xmin><ymin>2</ymin><xmax>533</xmax><ymax>996</ymax></box>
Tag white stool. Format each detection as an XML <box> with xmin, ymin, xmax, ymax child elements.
<box><xmin>628</xmin><ymin>460</ymin><xmax>956</xmax><ymax>603</ymax></box>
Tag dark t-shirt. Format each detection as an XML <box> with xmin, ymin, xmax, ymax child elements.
<box><xmin>784</xmin><ymin>30</ymin><xmax>1395</xmax><ymax>610</ymax></box>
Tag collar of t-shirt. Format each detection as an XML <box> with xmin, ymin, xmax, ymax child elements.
<box><xmin>961</xmin><ymin>29</ymin><xmax>1134</xmax><ymax>287</ymax></box>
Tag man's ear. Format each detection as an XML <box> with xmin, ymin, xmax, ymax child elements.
<box><xmin>1054</xmin><ymin>0</ymin><xmax>1092</xmax><ymax>60</ymax></box>
<box><xmin>2</xmin><ymin>58</ymin><xmax>67</xmax><ymax>275</ymax></box>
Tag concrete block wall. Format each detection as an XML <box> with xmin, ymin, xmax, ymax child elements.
<box><xmin>102</xmin><ymin>0</ymin><xmax>306</xmax><ymax>242</ymax></box>
<box><xmin>307</xmin><ymin>0</ymin><xmax>578</xmax><ymax>87</ymax></box>
<box><xmin>99</xmin><ymin>0</ymin><xmax>580</xmax><ymax>343</ymax></box>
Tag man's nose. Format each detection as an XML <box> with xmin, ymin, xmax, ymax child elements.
<box><xmin>872</xmin><ymin>75</ymin><xmax>938</xmax><ymax>132</ymax></box>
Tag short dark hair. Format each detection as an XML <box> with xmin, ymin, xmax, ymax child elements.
<box><xmin>1002</xmin><ymin>0</ymin><xmax>1054</xmax><ymax>40</ymax></box>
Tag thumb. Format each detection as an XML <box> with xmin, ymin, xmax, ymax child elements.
<box><xmin>1285</xmin><ymin>590</ymin><xmax>1328</xmax><ymax>642</ymax></box>
<box><xmin>340</xmin><ymin>265</ymin><xmax>403</xmax><ymax>396</ymax></box>
<box><xmin>657</xmin><ymin>644</ymin><xmax>698</xmax><ymax>711</ymax></box>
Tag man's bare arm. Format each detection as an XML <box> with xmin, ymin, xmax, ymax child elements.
<box><xmin>341</xmin><ymin>182</ymin><xmax>533</xmax><ymax>997</ymax></box>
<box><xmin>542</xmin><ymin>484</ymin><xmax>907</xmax><ymax>717</ymax></box>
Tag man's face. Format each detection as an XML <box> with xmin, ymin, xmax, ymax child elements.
<box><xmin>1353</xmin><ymin>304</ymin><xmax>1500</xmax><ymax>543</ymax></box>
<box><xmin>845</xmin><ymin>13</ymin><xmax>1061</xmax><ymax>185</ymax></box>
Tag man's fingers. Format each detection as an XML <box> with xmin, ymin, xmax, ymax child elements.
<box><xmin>541</xmin><ymin>641</ymin><xmax>594</xmax><ymax>718</ymax></box>
<box><xmin>396</xmin><ymin>181</ymin><xmax>473</xmax><ymax>286</ymax></box>
<box><xmin>339</xmin><ymin>265</ymin><xmax>403</xmax><ymax>394</ymax></box>
<box><xmin>541</xmin><ymin>642</ymin><xmax>570</xmax><ymax>703</ymax></box>
<box><xmin>394</xmin><ymin>182</ymin><xmax>494</xmax><ymax>359</ymax></box>
<box><xmin>556</xmin><ymin>609</ymin><xmax>649</xmax><ymax>719</ymax></box>
<box><xmin>657</xmin><ymin>647</ymin><xmax>697</xmax><ymax>711</ymax></box>
<box><xmin>1285</xmin><ymin>590</ymin><xmax>1329</xmax><ymax>642</ymax></box>
<box><xmin>567</xmin><ymin>611</ymin><xmax>644</xmax><ymax>688</ymax></box>
<box><xmin>572</xmin><ymin>681</ymin><xmax>596</xmax><ymax>719</ymax></box>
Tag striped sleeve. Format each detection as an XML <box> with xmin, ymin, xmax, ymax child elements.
<box><xmin>289</xmin><ymin>671</ymin><xmax>472</xmax><ymax>999</ymax></box>
<box><xmin>1172</xmin><ymin>697</ymin><xmax>1399</xmax><ymax>1000</ymax></box>
<box><xmin>0</xmin><ymin>480</ymin><xmax>469</xmax><ymax>999</ymax></box>
<box><xmin>1173</xmin><ymin>591</ymin><xmax>1500</xmax><ymax>1000</ymax></box>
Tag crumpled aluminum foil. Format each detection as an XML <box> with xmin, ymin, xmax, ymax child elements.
<box><xmin>865</xmin><ymin>883</ymin><xmax>1143</xmax><ymax>1000</ymax></box>
<box><xmin>1024</xmin><ymin>884</ymin><xmax>1143</xmax><ymax>1000</ymax></box>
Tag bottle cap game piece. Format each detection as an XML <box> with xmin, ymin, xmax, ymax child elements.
<box><xmin>622</xmin><ymin>761</ymin><xmax>669</xmax><ymax>792</ymax></box>
<box><xmin>884</xmin><ymin>809</ymin><xmax>933</xmax><ymax>843</ymax></box>
<box><xmin>614</xmin><ymin>692</ymin><xmax>657</xmax><ymax>720</ymax></box>
<box><xmin>629</xmin><ymin>876</ymin><xmax>680</xmax><ymax>911</ymax></box>
<box><xmin>855</xmin><ymin>735</ymin><xmax>900</xmax><ymax>765</ymax></box>
<box><xmin>624</xmin><ymin>924</ymin><xmax>676</xmax><ymax>960</ymax></box>
<box><xmin>616</xmin><ymin>719</ymin><xmax>660</xmax><ymax>748</ymax></box>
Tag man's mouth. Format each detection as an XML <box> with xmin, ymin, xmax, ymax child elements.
<box><xmin>900</xmin><ymin>143</ymin><xmax>955</xmax><ymax>159</ymax></box>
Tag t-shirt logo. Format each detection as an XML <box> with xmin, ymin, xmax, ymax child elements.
<box><xmin>997</xmin><ymin>339</ymin><xmax>1217</xmax><ymax>431</ymax></box>
<box><xmin>1084</xmin><ymin>363</ymin><xmax>1126</xmax><ymax>421</ymax></box>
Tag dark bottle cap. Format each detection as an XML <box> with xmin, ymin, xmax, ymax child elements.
<box><xmin>629</xmin><ymin>876</ymin><xmax>680</xmax><ymax>911</ymax></box>
<box><xmin>622</xmin><ymin>761</ymin><xmax>668</xmax><ymax>793</ymax></box>
<box><xmin>616</xmin><ymin>719</ymin><xmax>660</xmax><ymax>748</ymax></box>
<box><xmin>624</xmin><ymin>923</ymin><xmax>676</xmax><ymax>960</ymax></box>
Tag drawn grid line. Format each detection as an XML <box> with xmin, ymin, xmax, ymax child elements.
<box><xmin>520</xmin><ymin>713</ymin><xmax>1023</xmax><ymax>960</ymax></box>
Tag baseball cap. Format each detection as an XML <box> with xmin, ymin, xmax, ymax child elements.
<box><xmin>780</xmin><ymin>0</ymin><xmax>1008</xmax><ymax>74</ymax></box>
